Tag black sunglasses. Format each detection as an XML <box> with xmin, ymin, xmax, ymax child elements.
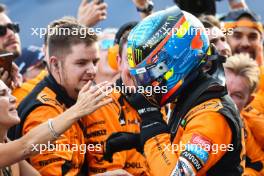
<box><xmin>0</xmin><ymin>23</ymin><xmax>20</xmax><ymax>37</ymax></box>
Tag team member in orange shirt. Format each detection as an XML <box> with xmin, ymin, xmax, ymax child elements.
<box><xmin>222</xmin><ymin>9</ymin><xmax>264</xmax><ymax>149</ymax></box>
<box><xmin>224</xmin><ymin>54</ymin><xmax>264</xmax><ymax>176</ymax></box>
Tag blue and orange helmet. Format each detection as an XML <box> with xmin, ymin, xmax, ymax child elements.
<box><xmin>127</xmin><ymin>5</ymin><xmax>211</xmax><ymax>106</ymax></box>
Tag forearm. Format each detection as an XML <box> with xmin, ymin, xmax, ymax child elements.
<box><xmin>19</xmin><ymin>160</ymin><xmax>40</xmax><ymax>176</ymax></box>
<box><xmin>19</xmin><ymin>107</ymin><xmax>80</xmax><ymax>158</ymax></box>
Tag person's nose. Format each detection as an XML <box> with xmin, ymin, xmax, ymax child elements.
<box><xmin>217</xmin><ymin>40</ymin><xmax>231</xmax><ymax>57</ymax></box>
<box><xmin>86</xmin><ymin>63</ymin><xmax>97</xmax><ymax>75</ymax></box>
<box><xmin>240</xmin><ymin>35</ymin><xmax>250</xmax><ymax>48</ymax></box>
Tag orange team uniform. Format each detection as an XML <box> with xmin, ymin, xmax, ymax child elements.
<box><xmin>242</xmin><ymin>65</ymin><xmax>264</xmax><ymax>149</ymax></box>
<box><xmin>81</xmin><ymin>84</ymin><xmax>152</xmax><ymax>175</ymax></box>
<box><xmin>242</xmin><ymin>117</ymin><xmax>264</xmax><ymax>175</ymax></box>
<box><xmin>13</xmin><ymin>75</ymin><xmax>85</xmax><ymax>176</ymax></box>
<box><xmin>12</xmin><ymin>70</ymin><xmax>47</xmax><ymax>105</ymax></box>
<box><xmin>129</xmin><ymin>73</ymin><xmax>246</xmax><ymax>176</ymax></box>
<box><xmin>142</xmin><ymin>98</ymin><xmax>245</xmax><ymax>176</ymax></box>
<box><xmin>81</xmin><ymin>78</ymin><xmax>168</xmax><ymax>175</ymax></box>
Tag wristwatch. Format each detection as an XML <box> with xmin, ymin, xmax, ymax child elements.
<box><xmin>136</xmin><ymin>1</ymin><xmax>154</xmax><ymax>14</ymax></box>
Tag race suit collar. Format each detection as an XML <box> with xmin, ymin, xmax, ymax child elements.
<box><xmin>45</xmin><ymin>74</ymin><xmax>76</xmax><ymax>108</ymax></box>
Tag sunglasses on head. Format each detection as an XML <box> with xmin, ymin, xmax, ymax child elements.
<box><xmin>100</xmin><ymin>39</ymin><xmax>114</xmax><ymax>50</ymax></box>
<box><xmin>0</xmin><ymin>23</ymin><xmax>20</xmax><ymax>37</ymax></box>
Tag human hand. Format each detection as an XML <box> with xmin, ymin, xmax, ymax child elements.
<box><xmin>77</xmin><ymin>0</ymin><xmax>108</xmax><ymax>27</ymax></box>
<box><xmin>132</xmin><ymin>0</ymin><xmax>149</xmax><ymax>8</ymax></box>
<box><xmin>72</xmin><ymin>81</ymin><xmax>113</xmax><ymax>118</ymax></box>
<box><xmin>11</xmin><ymin>62</ymin><xmax>22</xmax><ymax>88</ymax></box>
<box><xmin>103</xmin><ymin>132</ymin><xmax>142</xmax><ymax>162</ymax></box>
<box><xmin>0</xmin><ymin>67</ymin><xmax>11</xmax><ymax>87</ymax></box>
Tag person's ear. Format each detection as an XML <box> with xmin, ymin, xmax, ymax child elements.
<box><xmin>49</xmin><ymin>56</ymin><xmax>60</xmax><ymax>72</ymax></box>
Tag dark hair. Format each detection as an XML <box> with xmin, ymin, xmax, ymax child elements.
<box><xmin>199</xmin><ymin>15</ymin><xmax>221</xmax><ymax>29</ymax></box>
<box><xmin>0</xmin><ymin>4</ymin><xmax>6</xmax><ymax>13</ymax></box>
<box><xmin>47</xmin><ymin>16</ymin><xmax>97</xmax><ymax>58</ymax></box>
<box><xmin>115</xmin><ymin>21</ymin><xmax>138</xmax><ymax>57</ymax></box>
<box><xmin>118</xmin><ymin>31</ymin><xmax>130</xmax><ymax>57</ymax></box>
<box><xmin>44</xmin><ymin>16</ymin><xmax>79</xmax><ymax>45</ymax></box>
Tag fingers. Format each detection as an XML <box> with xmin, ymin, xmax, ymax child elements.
<box><xmin>95</xmin><ymin>2</ymin><xmax>108</xmax><ymax>20</ymax></box>
<box><xmin>93</xmin><ymin>81</ymin><xmax>109</xmax><ymax>91</ymax></box>
<box><xmin>12</xmin><ymin>62</ymin><xmax>19</xmax><ymax>72</ymax></box>
<box><xmin>95</xmin><ymin>97</ymin><xmax>113</xmax><ymax>108</ymax></box>
<box><xmin>94</xmin><ymin>91</ymin><xmax>108</xmax><ymax>102</ymax></box>
<box><xmin>99</xmin><ymin>10</ymin><xmax>107</xmax><ymax>20</ymax></box>
<box><xmin>97</xmin><ymin>2</ymin><xmax>108</xmax><ymax>10</ymax></box>
<box><xmin>80</xmin><ymin>80</ymin><xmax>93</xmax><ymax>94</ymax></box>
<box><xmin>80</xmin><ymin>0</ymin><xmax>88</xmax><ymax>6</ymax></box>
<box><xmin>86</xmin><ymin>81</ymin><xmax>107</xmax><ymax>94</ymax></box>
<box><xmin>1</xmin><ymin>70</ymin><xmax>9</xmax><ymax>81</ymax></box>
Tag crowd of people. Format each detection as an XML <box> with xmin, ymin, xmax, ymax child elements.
<box><xmin>0</xmin><ymin>0</ymin><xmax>264</xmax><ymax>175</ymax></box>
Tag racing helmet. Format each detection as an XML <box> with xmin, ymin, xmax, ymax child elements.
<box><xmin>127</xmin><ymin>5</ymin><xmax>211</xmax><ymax>106</ymax></box>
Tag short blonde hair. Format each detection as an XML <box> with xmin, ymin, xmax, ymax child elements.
<box><xmin>224</xmin><ymin>54</ymin><xmax>260</xmax><ymax>93</ymax></box>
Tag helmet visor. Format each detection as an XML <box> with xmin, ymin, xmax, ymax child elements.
<box><xmin>129</xmin><ymin>61</ymin><xmax>169</xmax><ymax>87</ymax></box>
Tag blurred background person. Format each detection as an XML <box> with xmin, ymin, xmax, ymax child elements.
<box><xmin>224</xmin><ymin>54</ymin><xmax>264</xmax><ymax>176</ymax></box>
<box><xmin>222</xmin><ymin>8</ymin><xmax>264</xmax><ymax>151</ymax></box>
<box><xmin>0</xmin><ymin>4</ymin><xmax>22</xmax><ymax>89</ymax></box>
<box><xmin>199</xmin><ymin>15</ymin><xmax>232</xmax><ymax>58</ymax></box>
<box><xmin>222</xmin><ymin>9</ymin><xmax>263</xmax><ymax>65</ymax></box>
<box><xmin>95</xmin><ymin>28</ymin><xmax>120</xmax><ymax>83</ymax></box>
<box><xmin>14</xmin><ymin>45</ymin><xmax>45</xmax><ymax>82</ymax></box>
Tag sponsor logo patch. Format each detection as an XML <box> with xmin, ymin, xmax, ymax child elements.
<box><xmin>180</xmin><ymin>150</ymin><xmax>203</xmax><ymax>172</ymax></box>
<box><xmin>170</xmin><ymin>157</ymin><xmax>196</xmax><ymax>176</ymax></box>
<box><xmin>185</xmin><ymin>144</ymin><xmax>209</xmax><ymax>164</ymax></box>
<box><xmin>190</xmin><ymin>134</ymin><xmax>212</xmax><ymax>151</ymax></box>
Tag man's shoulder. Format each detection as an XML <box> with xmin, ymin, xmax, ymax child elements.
<box><xmin>18</xmin><ymin>77</ymin><xmax>64</xmax><ymax>113</ymax></box>
<box><xmin>185</xmin><ymin>98</ymin><xmax>224</xmax><ymax>119</ymax></box>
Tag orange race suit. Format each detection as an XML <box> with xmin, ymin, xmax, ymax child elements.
<box><xmin>123</xmin><ymin>73</ymin><xmax>245</xmax><ymax>176</ymax></box>
<box><xmin>243</xmin><ymin>117</ymin><xmax>264</xmax><ymax>176</ymax></box>
<box><xmin>9</xmin><ymin>74</ymin><xmax>85</xmax><ymax>176</ymax></box>
<box><xmin>81</xmin><ymin>78</ymin><xmax>151</xmax><ymax>176</ymax></box>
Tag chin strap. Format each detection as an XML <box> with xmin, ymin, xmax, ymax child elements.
<box><xmin>206</xmin><ymin>45</ymin><xmax>227</xmax><ymax>87</ymax></box>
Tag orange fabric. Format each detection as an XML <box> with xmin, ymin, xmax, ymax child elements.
<box><xmin>82</xmin><ymin>91</ymin><xmax>151</xmax><ymax>175</ymax></box>
<box><xmin>242</xmin><ymin>117</ymin><xmax>264</xmax><ymax>175</ymax></box>
<box><xmin>258</xmin><ymin>66</ymin><xmax>264</xmax><ymax>91</ymax></box>
<box><xmin>242</xmin><ymin>94</ymin><xmax>264</xmax><ymax>150</ymax></box>
<box><xmin>143</xmin><ymin>99</ymin><xmax>238</xmax><ymax>176</ymax></box>
<box><xmin>22</xmin><ymin>87</ymin><xmax>85</xmax><ymax>176</ymax></box>
<box><xmin>108</xmin><ymin>45</ymin><xmax>119</xmax><ymax>71</ymax></box>
<box><xmin>243</xmin><ymin>168</ymin><xmax>259</xmax><ymax>176</ymax></box>
<box><xmin>224</xmin><ymin>20</ymin><xmax>263</xmax><ymax>34</ymax></box>
<box><xmin>242</xmin><ymin>66</ymin><xmax>264</xmax><ymax>150</ymax></box>
<box><xmin>13</xmin><ymin>70</ymin><xmax>47</xmax><ymax>106</ymax></box>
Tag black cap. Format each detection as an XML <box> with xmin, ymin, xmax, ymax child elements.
<box><xmin>221</xmin><ymin>8</ymin><xmax>261</xmax><ymax>22</ymax></box>
<box><xmin>114</xmin><ymin>21</ymin><xmax>138</xmax><ymax>45</ymax></box>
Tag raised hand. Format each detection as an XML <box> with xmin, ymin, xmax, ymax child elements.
<box><xmin>72</xmin><ymin>81</ymin><xmax>113</xmax><ymax>118</ymax></box>
<box><xmin>77</xmin><ymin>0</ymin><xmax>108</xmax><ymax>27</ymax></box>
